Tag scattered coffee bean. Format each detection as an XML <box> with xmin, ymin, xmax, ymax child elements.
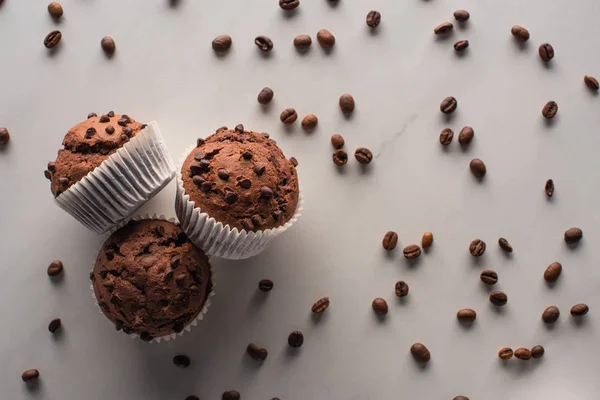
<box><xmin>280</xmin><ymin>108</ymin><xmax>298</xmax><ymax>124</ymax></box>
<box><xmin>410</xmin><ymin>343</ymin><xmax>431</xmax><ymax>363</ymax></box>
<box><xmin>439</xmin><ymin>128</ymin><xmax>454</xmax><ymax>145</ymax></box>
<box><xmin>542</xmin><ymin>305</ymin><xmax>560</xmax><ymax>323</ymax></box>
<box><xmin>511</xmin><ymin>25</ymin><xmax>530</xmax><ymax>42</ymax></box>
<box><xmin>366</xmin><ymin>11</ymin><xmax>381</xmax><ymax>28</ymax></box>
<box><xmin>288</xmin><ymin>331</ymin><xmax>304</xmax><ymax>348</ymax></box>
<box><xmin>531</xmin><ymin>345</ymin><xmax>545</xmax><ymax>359</ymax></box>
<box><xmin>382</xmin><ymin>231</ymin><xmax>398</xmax><ymax>250</ymax></box>
<box><xmin>186</xmin><ymin>396</ymin><xmax>200</xmax><ymax>400</ymax></box>
<box><xmin>255</xmin><ymin>36</ymin><xmax>274</xmax><ymax>52</ymax></box>
<box><xmin>294</xmin><ymin>34</ymin><xmax>312</xmax><ymax>49</ymax></box>
<box><xmin>257</xmin><ymin>87</ymin><xmax>274</xmax><ymax>104</ymax></box>
<box><xmin>498</xmin><ymin>347</ymin><xmax>513</xmax><ymax>360</ymax></box>
<box><xmin>0</xmin><ymin>127</ymin><xmax>10</xmax><ymax>145</ymax></box>
<box><xmin>542</xmin><ymin>101</ymin><xmax>558</xmax><ymax>119</ymax></box>
<box><xmin>331</xmin><ymin>134</ymin><xmax>345</xmax><ymax>149</ymax></box>
<box><xmin>354</xmin><ymin>147</ymin><xmax>373</xmax><ymax>164</ymax></box>
<box><xmin>247</xmin><ymin>343</ymin><xmax>268</xmax><ymax>361</ymax></box>
<box><xmin>458</xmin><ymin>126</ymin><xmax>474</xmax><ymax>146</ymax></box>
<box><xmin>545</xmin><ymin>179</ymin><xmax>554</xmax><ymax>197</ymax></box>
<box><xmin>47</xmin><ymin>260</ymin><xmax>64</xmax><ymax>276</ymax></box>
<box><xmin>317</xmin><ymin>29</ymin><xmax>335</xmax><ymax>48</ymax></box>
<box><xmin>333</xmin><ymin>150</ymin><xmax>348</xmax><ymax>166</ymax></box>
<box><xmin>440</xmin><ymin>96</ymin><xmax>458</xmax><ymax>114</ymax></box>
<box><xmin>222</xmin><ymin>390</ymin><xmax>241</xmax><ymax>400</ymax></box>
<box><xmin>47</xmin><ymin>2</ymin><xmax>63</xmax><ymax>19</ymax></box>
<box><xmin>422</xmin><ymin>232</ymin><xmax>433</xmax><ymax>249</ymax></box>
<box><xmin>571</xmin><ymin>303</ymin><xmax>589</xmax><ymax>316</ymax></box>
<box><xmin>584</xmin><ymin>75</ymin><xmax>599</xmax><ymax>91</ymax></box>
<box><xmin>469</xmin><ymin>158</ymin><xmax>486</xmax><ymax>177</ymax></box>
<box><xmin>212</xmin><ymin>35</ymin><xmax>232</xmax><ymax>52</ymax></box>
<box><xmin>453</xmin><ymin>10</ymin><xmax>470</xmax><ymax>21</ymax></box>
<box><xmin>339</xmin><ymin>93</ymin><xmax>355</xmax><ymax>114</ymax></box>
<box><xmin>457</xmin><ymin>308</ymin><xmax>477</xmax><ymax>323</ymax></box>
<box><xmin>22</xmin><ymin>369</ymin><xmax>39</xmax><ymax>382</ymax></box>
<box><xmin>453</xmin><ymin>396</ymin><xmax>469</xmax><ymax>400</ymax></box>
<box><xmin>539</xmin><ymin>43</ymin><xmax>554</xmax><ymax>61</ymax></box>
<box><xmin>312</xmin><ymin>297</ymin><xmax>330</xmax><ymax>313</ymax></box>
<box><xmin>434</xmin><ymin>22</ymin><xmax>454</xmax><ymax>35</ymax></box>
<box><xmin>454</xmin><ymin>40</ymin><xmax>469</xmax><ymax>51</ymax></box>
<box><xmin>514</xmin><ymin>348</ymin><xmax>532</xmax><ymax>360</ymax></box>
<box><xmin>44</xmin><ymin>30</ymin><xmax>62</xmax><ymax>48</ymax></box>
<box><xmin>395</xmin><ymin>281</ymin><xmax>409</xmax><ymax>297</ymax></box>
<box><xmin>258</xmin><ymin>279</ymin><xmax>274</xmax><ymax>292</ymax></box>
<box><xmin>564</xmin><ymin>227</ymin><xmax>583</xmax><ymax>244</ymax></box>
<box><xmin>403</xmin><ymin>244</ymin><xmax>421</xmax><ymax>259</ymax></box>
<box><xmin>469</xmin><ymin>239</ymin><xmax>486</xmax><ymax>256</ymax></box>
<box><xmin>101</xmin><ymin>36</ymin><xmax>116</xmax><ymax>55</ymax></box>
<box><xmin>173</xmin><ymin>355</ymin><xmax>191</xmax><ymax>368</ymax></box>
<box><xmin>544</xmin><ymin>262</ymin><xmax>562</xmax><ymax>283</ymax></box>
<box><xmin>48</xmin><ymin>318</ymin><xmax>61</xmax><ymax>333</ymax></box>
<box><xmin>480</xmin><ymin>270</ymin><xmax>498</xmax><ymax>285</ymax></box>
<box><xmin>489</xmin><ymin>291</ymin><xmax>508</xmax><ymax>306</ymax></box>
<box><xmin>372</xmin><ymin>298</ymin><xmax>388</xmax><ymax>315</ymax></box>
<box><xmin>498</xmin><ymin>238</ymin><xmax>513</xmax><ymax>253</ymax></box>
<box><xmin>279</xmin><ymin>0</ymin><xmax>299</xmax><ymax>10</ymax></box>
<box><xmin>301</xmin><ymin>114</ymin><xmax>318</xmax><ymax>131</ymax></box>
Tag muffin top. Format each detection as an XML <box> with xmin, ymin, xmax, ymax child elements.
<box><xmin>181</xmin><ymin>128</ymin><xmax>299</xmax><ymax>232</ymax></box>
<box><xmin>45</xmin><ymin>112</ymin><xmax>145</xmax><ymax>197</ymax></box>
<box><xmin>91</xmin><ymin>220</ymin><xmax>212</xmax><ymax>341</ymax></box>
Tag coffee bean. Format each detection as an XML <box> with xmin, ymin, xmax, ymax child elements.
<box><xmin>247</xmin><ymin>343</ymin><xmax>268</xmax><ymax>361</ymax></box>
<box><xmin>458</xmin><ymin>126</ymin><xmax>474</xmax><ymax>146</ymax></box>
<box><xmin>173</xmin><ymin>355</ymin><xmax>190</xmax><ymax>368</ymax></box>
<box><xmin>403</xmin><ymin>244</ymin><xmax>421</xmax><ymax>259</ymax></box>
<box><xmin>434</xmin><ymin>22</ymin><xmax>454</xmax><ymax>35</ymax></box>
<box><xmin>514</xmin><ymin>348</ymin><xmax>532</xmax><ymax>360</ymax></box>
<box><xmin>44</xmin><ymin>30</ymin><xmax>62</xmax><ymax>48</ymax></box>
<box><xmin>584</xmin><ymin>75</ymin><xmax>599</xmax><ymax>91</ymax></box>
<box><xmin>255</xmin><ymin>36</ymin><xmax>274</xmax><ymax>52</ymax></box>
<box><xmin>366</xmin><ymin>11</ymin><xmax>381</xmax><ymax>28</ymax></box>
<box><xmin>22</xmin><ymin>369</ymin><xmax>39</xmax><ymax>382</ymax></box>
<box><xmin>258</xmin><ymin>279</ymin><xmax>274</xmax><ymax>292</ymax></box>
<box><xmin>498</xmin><ymin>347</ymin><xmax>513</xmax><ymax>360</ymax></box>
<box><xmin>440</xmin><ymin>96</ymin><xmax>458</xmax><ymax>114</ymax></box>
<box><xmin>331</xmin><ymin>134</ymin><xmax>345</xmax><ymax>149</ymax></box>
<box><xmin>439</xmin><ymin>128</ymin><xmax>454</xmax><ymax>145</ymax></box>
<box><xmin>301</xmin><ymin>114</ymin><xmax>318</xmax><ymax>131</ymax></box>
<box><xmin>410</xmin><ymin>343</ymin><xmax>431</xmax><ymax>363</ymax></box>
<box><xmin>186</xmin><ymin>396</ymin><xmax>200</xmax><ymax>400</ymax></box>
<box><xmin>469</xmin><ymin>239</ymin><xmax>486</xmax><ymax>256</ymax></box>
<box><xmin>354</xmin><ymin>147</ymin><xmax>373</xmax><ymax>164</ymax></box>
<box><xmin>339</xmin><ymin>94</ymin><xmax>355</xmax><ymax>114</ymax></box>
<box><xmin>539</xmin><ymin>43</ymin><xmax>554</xmax><ymax>61</ymax></box>
<box><xmin>48</xmin><ymin>318</ymin><xmax>61</xmax><ymax>333</ymax></box>
<box><xmin>395</xmin><ymin>281</ymin><xmax>409</xmax><ymax>297</ymax></box>
<box><xmin>489</xmin><ymin>291</ymin><xmax>507</xmax><ymax>306</ymax></box>
<box><xmin>469</xmin><ymin>158</ymin><xmax>486</xmax><ymax>177</ymax></box>
<box><xmin>257</xmin><ymin>87</ymin><xmax>274</xmax><ymax>104</ymax></box>
<box><xmin>457</xmin><ymin>308</ymin><xmax>476</xmax><ymax>323</ymax></box>
<box><xmin>372</xmin><ymin>297</ymin><xmax>388</xmax><ymax>315</ymax></box>
<box><xmin>0</xmin><ymin>127</ymin><xmax>9</xmax><ymax>145</ymax></box>
<box><xmin>544</xmin><ymin>262</ymin><xmax>562</xmax><ymax>283</ymax></box>
<box><xmin>280</xmin><ymin>108</ymin><xmax>298</xmax><ymax>124</ymax></box>
<box><xmin>419</xmin><ymin>232</ymin><xmax>433</xmax><ymax>249</ymax></box>
<box><xmin>222</xmin><ymin>390</ymin><xmax>240</xmax><ymax>400</ymax></box>
<box><xmin>101</xmin><ymin>36</ymin><xmax>116</xmax><ymax>55</ymax></box>
<box><xmin>333</xmin><ymin>150</ymin><xmax>348</xmax><ymax>166</ymax></box>
<box><xmin>453</xmin><ymin>397</ymin><xmax>469</xmax><ymax>400</ymax></box>
<box><xmin>47</xmin><ymin>2</ymin><xmax>63</xmax><ymax>19</ymax></box>
<box><xmin>542</xmin><ymin>305</ymin><xmax>560</xmax><ymax>323</ymax></box>
<box><xmin>545</xmin><ymin>179</ymin><xmax>554</xmax><ymax>197</ymax></box>
<box><xmin>564</xmin><ymin>227</ymin><xmax>583</xmax><ymax>244</ymax></box>
<box><xmin>47</xmin><ymin>260</ymin><xmax>64</xmax><ymax>276</ymax></box>
<box><xmin>294</xmin><ymin>34</ymin><xmax>312</xmax><ymax>49</ymax></box>
<box><xmin>542</xmin><ymin>101</ymin><xmax>558</xmax><ymax>119</ymax></box>
<box><xmin>511</xmin><ymin>25</ymin><xmax>530</xmax><ymax>42</ymax></box>
<box><xmin>531</xmin><ymin>345</ymin><xmax>545</xmax><ymax>359</ymax></box>
<box><xmin>454</xmin><ymin>40</ymin><xmax>469</xmax><ymax>51</ymax></box>
<box><xmin>312</xmin><ymin>297</ymin><xmax>330</xmax><ymax>313</ymax></box>
<box><xmin>498</xmin><ymin>238</ymin><xmax>513</xmax><ymax>253</ymax></box>
<box><xmin>453</xmin><ymin>10</ymin><xmax>470</xmax><ymax>21</ymax></box>
<box><xmin>317</xmin><ymin>29</ymin><xmax>335</xmax><ymax>48</ymax></box>
<box><xmin>382</xmin><ymin>231</ymin><xmax>398</xmax><ymax>250</ymax></box>
<box><xmin>480</xmin><ymin>270</ymin><xmax>498</xmax><ymax>285</ymax></box>
<box><xmin>288</xmin><ymin>331</ymin><xmax>304</xmax><ymax>348</ymax></box>
<box><xmin>279</xmin><ymin>0</ymin><xmax>299</xmax><ymax>10</ymax></box>
<box><xmin>212</xmin><ymin>35</ymin><xmax>232</xmax><ymax>52</ymax></box>
<box><xmin>571</xmin><ymin>303</ymin><xmax>589</xmax><ymax>316</ymax></box>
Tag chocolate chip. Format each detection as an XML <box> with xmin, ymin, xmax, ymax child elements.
<box><xmin>192</xmin><ymin>176</ymin><xmax>204</xmax><ymax>187</ymax></box>
<box><xmin>102</xmin><ymin>281</ymin><xmax>115</xmax><ymax>291</ymax></box>
<box><xmin>47</xmin><ymin>161</ymin><xmax>56</xmax><ymax>172</ymax></box>
<box><xmin>242</xmin><ymin>150</ymin><xmax>253</xmax><ymax>160</ymax></box>
<box><xmin>190</xmin><ymin>285</ymin><xmax>201</xmax><ymax>295</ymax></box>
<box><xmin>123</xmin><ymin>127</ymin><xmax>133</xmax><ymax>136</ymax></box>
<box><xmin>165</xmin><ymin>270</ymin><xmax>174</xmax><ymax>282</ymax></box>
<box><xmin>216</xmin><ymin>126</ymin><xmax>228</xmax><ymax>133</ymax></box>
<box><xmin>260</xmin><ymin>186</ymin><xmax>274</xmax><ymax>198</ymax></box>
<box><xmin>44</xmin><ymin>170</ymin><xmax>51</xmax><ymax>180</ymax></box>
<box><xmin>170</xmin><ymin>255</ymin><xmax>180</xmax><ymax>268</ymax></box>
<box><xmin>251</xmin><ymin>214</ymin><xmax>263</xmax><ymax>227</ymax></box>
<box><xmin>85</xmin><ymin>127</ymin><xmax>96</xmax><ymax>138</ymax></box>
<box><xmin>272</xmin><ymin>210</ymin><xmax>283</xmax><ymax>220</ymax></box>
<box><xmin>59</xmin><ymin>177</ymin><xmax>69</xmax><ymax>187</ymax></box>
<box><xmin>235</xmin><ymin>124</ymin><xmax>244</xmax><ymax>133</ymax></box>
<box><xmin>120</xmin><ymin>134</ymin><xmax>129</xmax><ymax>142</ymax></box>
<box><xmin>107</xmin><ymin>111</ymin><xmax>115</xmax><ymax>117</ymax></box>
<box><xmin>217</xmin><ymin>169</ymin><xmax>230</xmax><ymax>180</ymax></box>
<box><xmin>239</xmin><ymin>178</ymin><xmax>252</xmax><ymax>189</ymax></box>
<box><xmin>117</xmin><ymin>117</ymin><xmax>129</xmax><ymax>126</ymax></box>
<box><xmin>290</xmin><ymin>157</ymin><xmax>298</xmax><ymax>167</ymax></box>
<box><xmin>196</xmin><ymin>138</ymin><xmax>205</xmax><ymax>147</ymax></box>
<box><xmin>175</xmin><ymin>273</ymin><xmax>186</xmax><ymax>286</ymax></box>
<box><xmin>225</xmin><ymin>190</ymin><xmax>238</xmax><ymax>204</ymax></box>
<box><xmin>88</xmin><ymin>112</ymin><xmax>97</xmax><ymax>119</ymax></box>
<box><xmin>99</xmin><ymin>115</ymin><xmax>110</xmax><ymax>123</ymax></box>
<box><xmin>200</xmin><ymin>181</ymin><xmax>212</xmax><ymax>192</ymax></box>
<box><xmin>259</xmin><ymin>279</ymin><xmax>274</xmax><ymax>292</ymax></box>
<box><xmin>110</xmin><ymin>294</ymin><xmax>120</xmax><ymax>305</ymax></box>
<box><xmin>105</xmin><ymin>125</ymin><xmax>115</xmax><ymax>134</ymax></box>
<box><xmin>115</xmin><ymin>320</ymin><xmax>124</xmax><ymax>331</ymax></box>
<box><xmin>241</xmin><ymin>218</ymin><xmax>254</xmax><ymax>231</ymax></box>
<box><xmin>189</xmin><ymin>162</ymin><xmax>204</xmax><ymax>176</ymax></box>
<box><xmin>48</xmin><ymin>318</ymin><xmax>62</xmax><ymax>333</ymax></box>
<box><xmin>193</xmin><ymin>151</ymin><xmax>206</xmax><ymax>161</ymax></box>
<box><xmin>254</xmin><ymin>164</ymin><xmax>265</xmax><ymax>175</ymax></box>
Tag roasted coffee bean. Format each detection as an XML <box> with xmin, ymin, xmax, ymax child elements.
<box><xmin>257</xmin><ymin>87</ymin><xmax>274</xmax><ymax>104</ymax></box>
<box><xmin>339</xmin><ymin>94</ymin><xmax>355</xmax><ymax>114</ymax></box>
<box><xmin>584</xmin><ymin>75</ymin><xmax>599</xmax><ymax>91</ymax></box>
<box><xmin>544</xmin><ymin>262</ymin><xmax>562</xmax><ymax>283</ymax></box>
<box><xmin>511</xmin><ymin>25</ymin><xmax>530</xmax><ymax>42</ymax></box>
<box><xmin>101</xmin><ymin>36</ymin><xmax>116</xmax><ymax>55</ymax></box>
<box><xmin>395</xmin><ymin>281</ymin><xmax>409</xmax><ymax>297</ymax></box>
<box><xmin>498</xmin><ymin>238</ymin><xmax>513</xmax><ymax>253</ymax></box>
<box><xmin>539</xmin><ymin>43</ymin><xmax>554</xmax><ymax>61</ymax></box>
<box><xmin>258</xmin><ymin>279</ymin><xmax>274</xmax><ymax>292</ymax></box>
<box><xmin>514</xmin><ymin>348</ymin><xmax>532</xmax><ymax>360</ymax></box>
<box><xmin>255</xmin><ymin>36</ymin><xmax>274</xmax><ymax>52</ymax></box>
<box><xmin>47</xmin><ymin>260</ymin><xmax>64</xmax><ymax>276</ymax></box>
<box><xmin>366</xmin><ymin>11</ymin><xmax>381</xmax><ymax>28</ymax></box>
<box><xmin>222</xmin><ymin>391</ymin><xmax>241</xmax><ymax>400</ymax></box>
<box><xmin>434</xmin><ymin>22</ymin><xmax>453</xmax><ymax>35</ymax></box>
<box><xmin>469</xmin><ymin>239</ymin><xmax>486</xmax><ymax>256</ymax></box>
<box><xmin>173</xmin><ymin>355</ymin><xmax>190</xmax><ymax>368</ymax></box>
<box><xmin>403</xmin><ymin>244</ymin><xmax>421</xmax><ymax>259</ymax></box>
<box><xmin>457</xmin><ymin>308</ymin><xmax>477</xmax><ymax>323</ymax></box>
<box><xmin>571</xmin><ymin>303</ymin><xmax>589</xmax><ymax>316</ymax></box>
<box><xmin>44</xmin><ymin>30</ymin><xmax>62</xmax><ymax>48</ymax></box>
<box><xmin>542</xmin><ymin>305</ymin><xmax>560</xmax><ymax>323</ymax></box>
<box><xmin>469</xmin><ymin>158</ymin><xmax>486</xmax><ymax>177</ymax></box>
<box><xmin>564</xmin><ymin>227</ymin><xmax>583</xmax><ymax>244</ymax></box>
<box><xmin>354</xmin><ymin>147</ymin><xmax>373</xmax><ymax>164</ymax></box>
<box><xmin>439</xmin><ymin>128</ymin><xmax>454</xmax><ymax>145</ymax></box>
<box><xmin>333</xmin><ymin>150</ymin><xmax>348</xmax><ymax>166</ymax></box>
<box><xmin>458</xmin><ymin>126</ymin><xmax>474</xmax><ymax>146</ymax></box>
<box><xmin>331</xmin><ymin>134</ymin><xmax>345</xmax><ymax>149</ymax></box>
<box><xmin>294</xmin><ymin>34</ymin><xmax>312</xmax><ymax>49</ymax></box>
<box><xmin>0</xmin><ymin>127</ymin><xmax>9</xmax><ymax>145</ymax></box>
<box><xmin>48</xmin><ymin>318</ymin><xmax>61</xmax><ymax>333</ymax></box>
<box><xmin>544</xmin><ymin>179</ymin><xmax>555</xmax><ymax>197</ymax></box>
<box><xmin>489</xmin><ymin>291</ymin><xmax>507</xmax><ymax>306</ymax></box>
<box><xmin>317</xmin><ymin>29</ymin><xmax>335</xmax><ymax>48</ymax></box>
<box><xmin>212</xmin><ymin>35</ymin><xmax>232</xmax><ymax>52</ymax></box>
<box><xmin>22</xmin><ymin>369</ymin><xmax>40</xmax><ymax>382</ymax></box>
<box><xmin>421</xmin><ymin>232</ymin><xmax>433</xmax><ymax>249</ymax></box>
<box><xmin>531</xmin><ymin>345</ymin><xmax>545</xmax><ymax>359</ymax></box>
<box><xmin>301</xmin><ymin>114</ymin><xmax>318</xmax><ymax>131</ymax></box>
<box><xmin>280</xmin><ymin>108</ymin><xmax>298</xmax><ymax>124</ymax></box>
<box><xmin>372</xmin><ymin>298</ymin><xmax>388</xmax><ymax>315</ymax></box>
<box><xmin>542</xmin><ymin>101</ymin><xmax>558</xmax><ymax>119</ymax></box>
<box><xmin>48</xmin><ymin>2</ymin><xmax>63</xmax><ymax>18</ymax></box>
<box><xmin>288</xmin><ymin>331</ymin><xmax>304</xmax><ymax>348</ymax></box>
<box><xmin>410</xmin><ymin>343</ymin><xmax>431</xmax><ymax>363</ymax></box>
<box><xmin>440</xmin><ymin>96</ymin><xmax>458</xmax><ymax>114</ymax></box>
<box><xmin>498</xmin><ymin>347</ymin><xmax>513</xmax><ymax>360</ymax></box>
<box><xmin>185</xmin><ymin>396</ymin><xmax>200</xmax><ymax>400</ymax></box>
<box><xmin>312</xmin><ymin>297</ymin><xmax>330</xmax><ymax>313</ymax></box>
<box><xmin>247</xmin><ymin>343</ymin><xmax>268</xmax><ymax>361</ymax></box>
<box><xmin>454</xmin><ymin>40</ymin><xmax>469</xmax><ymax>51</ymax></box>
<box><xmin>382</xmin><ymin>231</ymin><xmax>398</xmax><ymax>250</ymax></box>
<box><xmin>453</xmin><ymin>396</ymin><xmax>469</xmax><ymax>400</ymax></box>
<box><xmin>279</xmin><ymin>0</ymin><xmax>299</xmax><ymax>10</ymax></box>
<box><xmin>453</xmin><ymin>10</ymin><xmax>470</xmax><ymax>21</ymax></box>
<box><xmin>480</xmin><ymin>270</ymin><xmax>498</xmax><ymax>285</ymax></box>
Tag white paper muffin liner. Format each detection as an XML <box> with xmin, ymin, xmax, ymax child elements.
<box><xmin>175</xmin><ymin>144</ymin><xmax>303</xmax><ymax>260</ymax></box>
<box><xmin>55</xmin><ymin>122</ymin><xmax>176</xmax><ymax>233</ymax></box>
<box><xmin>90</xmin><ymin>213</ymin><xmax>216</xmax><ymax>344</ymax></box>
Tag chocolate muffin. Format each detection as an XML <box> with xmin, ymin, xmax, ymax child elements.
<box><xmin>181</xmin><ymin>128</ymin><xmax>299</xmax><ymax>232</ymax></box>
<box><xmin>91</xmin><ymin>220</ymin><xmax>213</xmax><ymax>341</ymax></box>
<box><xmin>45</xmin><ymin>112</ymin><xmax>146</xmax><ymax>197</ymax></box>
